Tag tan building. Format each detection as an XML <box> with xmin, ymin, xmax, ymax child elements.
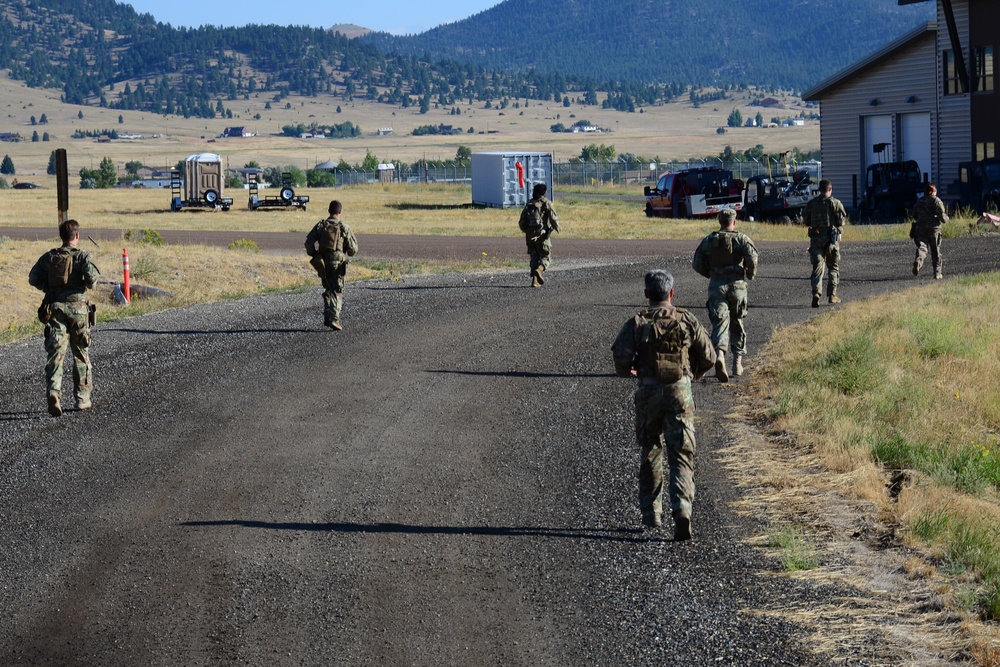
<box><xmin>803</xmin><ymin>0</ymin><xmax>997</xmax><ymax>208</ymax></box>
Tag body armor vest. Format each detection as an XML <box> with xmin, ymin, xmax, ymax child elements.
<box><xmin>318</xmin><ymin>219</ymin><xmax>344</xmax><ymax>254</ymax></box>
<box><xmin>47</xmin><ymin>248</ymin><xmax>76</xmax><ymax>289</ymax></box>
<box><xmin>636</xmin><ymin>308</ymin><xmax>689</xmax><ymax>384</ymax></box>
<box><xmin>708</xmin><ymin>231</ymin><xmax>741</xmax><ymax>268</ymax></box>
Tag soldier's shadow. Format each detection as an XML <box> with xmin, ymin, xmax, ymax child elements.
<box><xmin>181</xmin><ymin>519</ymin><xmax>666</xmax><ymax>544</ymax></box>
<box><xmin>427</xmin><ymin>369</ymin><xmax>615</xmax><ymax>379</ymax></box>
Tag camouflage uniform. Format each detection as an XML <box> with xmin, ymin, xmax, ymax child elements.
<box><xmin>518</xmin><ymin>196</ymin><xmax>559</xmax><ymax>286</ymax></box>
<box><xmin>28</xmin><ymin>244</ymin><xmax>101</xmax><ymax>413</ymax></box>
<box><xmin>803</xmin><ymin>193</ymin><xmax>847</xmax><ymax>304</ymax></box>
<box><xmin>305</xmin><ymin>215</ymin><xmax>359</xmax><ymax>328</ymax></box>
<box><xmin>612</xmin><ymin>305</ymin><xmax>715</xmax><ymax>534</ymax></box>
<box><xmin>692</xmin><ymin>227</ymin><xmax>758</xmax><ymax>361</ymax></box>
<box><xmin>910</xmin><ymin>194</ymin><xmax>948</xmax><ymax>278</ymax></box>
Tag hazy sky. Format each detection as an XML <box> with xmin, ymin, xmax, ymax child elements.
<box><xmin>122</xmin><ymin>0</ymin><xmax>500</xmax><ymax>35</ymax></box>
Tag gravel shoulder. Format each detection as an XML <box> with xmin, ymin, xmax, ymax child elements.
<box><xmin>1</xmin><ymin>236</ymin><xmax>998</xmax><ymax>665</ymax></box>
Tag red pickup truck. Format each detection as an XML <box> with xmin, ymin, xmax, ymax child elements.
<box><xmin>644</xmin><ymin>167</ymin><xmax>744</xmax><ymax>219</ymax></box>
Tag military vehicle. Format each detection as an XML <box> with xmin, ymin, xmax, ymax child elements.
<box><xmin>958</xmin><ymin>157</ymin><xmax>1000</xmax><ymax>212</ymax></box>
<box><xmin>742</xmin><ymin>170</ymin><xmax>814</xmax><ymax>223</ymax></box>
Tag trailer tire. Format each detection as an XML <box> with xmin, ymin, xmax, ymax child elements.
<box><xmin>280</xmin><ymin>187</ymin><xmax>295</xmax><ymax>202</ymax></box>
<box><xmin>204</xmin><ymin>189</ymin><xmax>219</xmax><ymax>205</ymax></box>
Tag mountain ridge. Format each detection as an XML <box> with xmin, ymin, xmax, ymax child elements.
<box><xmin>364</xmin><ymin>0</ymin><xmax>935</xmax><ymax>90</ymax></box>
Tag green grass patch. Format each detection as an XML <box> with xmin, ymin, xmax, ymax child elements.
<box><xmin>908</xmin><ymin>511</ymin><xmax>1000</xmax><ymax>619</ymax></box>
<box><xmin>765</xmin><ymin>525</ymin><xmax>818</xmax><ymax>572</ymax></box>
<box><xmin>871</xmin><ymin>433</ymin><xmax>1000</xmax><ymax>494</ymax></box>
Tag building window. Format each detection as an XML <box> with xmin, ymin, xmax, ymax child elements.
<box><xmin>976</xmin><ymin>142</ymin><xmax>996</xmax><ymax>161</ymax></box>
<box><xmin>944</xmin><ymin>50</ymin><xmax>964</xmax><ymax>95</ymax></box>
<box><xmin>973</xmin><ymin>46</ymin><xmax>994</xmax><ymax>93</ymax></box>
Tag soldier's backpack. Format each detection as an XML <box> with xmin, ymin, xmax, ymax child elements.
<box><xmin>47</xmin><ymin>248</ymin><xmax>75</xmax><ymax>289</ymax></box>
<box><xmin>708</xmin><ymin>230</ymin><xmax>740</xmax><ymax>267</ymax></box>
<box><xmin>520</xmin><ymin>200</ymin><xmax>545</xmax><ymax>236</ymax></box>
<box><xmin>637</xmin><ymin>308</ymin><xmax>689</xmax><ymax>385</ymax></box>
<box><xmin>318</xmin><ymin>218</ymin><xmax>345</xmax><ymax>255</ymax></box>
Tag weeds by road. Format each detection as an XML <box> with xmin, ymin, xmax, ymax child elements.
<box><xmin>745</xmin><ymin>274</ymin><xmax>1000</xmax><ymax>663</ymax></box>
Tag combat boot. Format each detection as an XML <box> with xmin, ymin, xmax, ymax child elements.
<box><xmin>912</xmin><ymin>260</ymin><xmax>920</xmax><ymax>276</ymax></box>
<box><xmin>641</xmin><ymin>512</ymin><xmax>662</xmax><ymax>529</ymax></box>
<box><xmin>47</xmin><ymin>391</ymin><xmax>62</xmax><ymax>417</ymax></box>
<box><xmin>536</xmin><ymin>265</ymin><xmax>546</xmax><ymax>285</ymax></box>
<box><xmin>673</xmin><ymin>514</ymin><xmax>692</xmax><ymax>541</ymax></box>
<box><xmin>76</xmin><ymin>390</ymin><xmax>92</xmax><ymax>410</ymax></box>
<box><xmin>328</xmin><ymin>319</ymin><xmax>343</xmax><ymax>331</ymax></box>
<box><xmin>733</xmin><ymin>354</ymin><xmax>744</xmax><ymax>377</ymax></box>
<box><xmin>828</xmin><ymin>289</ymin><xmax>842</xmax><ymax>304</ymax></box>
<box><xmin>530</xmin><ymin>269</ymin><xmax>541</xmax><ymax>287</ymax></box>
<box><xmin>715</xmin><ymin>350</ymin><xmax>729</xmax><ymax>383</ymax></box>
<box><xmin>934</xmin><ymin>268</ymin><xmax>943</xmax><ymax>280</ymax></box>
<box><xmin>811</xmin><ymin>294</ymin><xmax>820</xmax><ymax>308</ymax></box>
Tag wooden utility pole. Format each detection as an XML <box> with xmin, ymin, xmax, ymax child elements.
<box><xmin>55</xmin><ymin>148</ymin><xmax>69</xmax><ymax>224</ymax></box>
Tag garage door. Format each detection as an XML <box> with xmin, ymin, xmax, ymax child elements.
<box><xmin>864</xmin><ymin>115</ymin><xmax>894</xmax><ymax>169</ymax></box>
<box><xmin>900</xmin><ymin>112</ymin><xmax>932</xmax><ymax>181</ymax></box>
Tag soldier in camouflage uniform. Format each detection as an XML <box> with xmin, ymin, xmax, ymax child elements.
<box><xmin>910</xmin><ymin>182</ymin><xmax>948</xmax><ymax>279</ymax></box>
<box><xmin>803</xmin><ymin>179</ymin><xmax>847</xmax><ymax>307</ymax></box>
<box><xmin>692</xmin><ymin>209</ymin><xmax>759</xmax><ymax>381</ymax></box>
<box><xmin>305</xmin><ymin>200</ymin><xmax>359</xmax><ymax>331</ymax></box>
<box><xmin>611</xmin><ymin>270</ymin><xmax>716</xmax><ymax>540</ymax></box>
<box><xmin>28</xmin><ymin>219</ymin><xmax>101</xmax><ymax>417</ymax></box>
<box><xmin>518</xmin><ymin>183</ymin><xmax>560</xmax><ymax>287</ymax></box>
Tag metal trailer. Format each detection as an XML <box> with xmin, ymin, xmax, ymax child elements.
<box><xmin>472</xmin><ymin>152</ymin><xmax>553</xmax><ymax>208</ymax></box>
<box><xmin>247</xmin><ymin>172</ymin><xmax>310</xmax><ymax>211</ymax></box>
<box><xmin>169</xmin><ymin>153</ymin><xmax>233</xmax><ymax>211</ymax></box>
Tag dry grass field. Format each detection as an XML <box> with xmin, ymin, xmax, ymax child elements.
<box><xmin>0</xmin><ymin>71</ymin><xmax>818</xmax><ymax>180</ymax></box>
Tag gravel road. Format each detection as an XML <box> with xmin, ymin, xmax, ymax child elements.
<box><xmin>2</xmin><ymin>235</ymin><xmax>999</xmax><ymax>666</ymax></box>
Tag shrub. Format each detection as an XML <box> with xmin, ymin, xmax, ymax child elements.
<box><xmin>129</xmin><ymin>254</ymin><xmax>161</xmax><ymax>281</ymax></box>
<box><xmin>124</xmin><ymin>228</ymin><xmax>164</xmax><ymax>246</ymax></box>
<box><xmin>228</xmin><ymin>239</ymin><xmax>260</xmax><ymax>253</ymax></box>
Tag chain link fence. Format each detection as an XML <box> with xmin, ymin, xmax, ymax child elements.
<box><xmin>311</xmin><ymin>161</ymin><xmax>821</xmax><ymax>188</ymax></box>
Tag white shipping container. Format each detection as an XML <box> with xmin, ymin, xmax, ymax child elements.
<box><xmin>472</xmin><ymin>151</ymin><xmax>553</xmax><ymax>208</ymax></box>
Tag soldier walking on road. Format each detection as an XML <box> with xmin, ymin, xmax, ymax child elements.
<box><xmin>803</xmin><ymin>179</ymin><xmax>847</xmax><ymax>307</ymax></box>
<box><xmin>692</xmin><ymin>209</ymin><xmax>758</xmax><ymax>382</ymax></box>
<box><xmin>910</xmin><ymin>182</ymin><xmax>949</xmax><ymax>279</ymax></box>
<box><xmin>611</xmin><ymin>270</ymin><xmax>716</xmax><ymax>540</ymax></box>
<box><xmin>28</xmin><ymin>219</ymin><xmax>101</xmax><ymax>417</ymax></box>
<box><xmin>305</xmin><ymin>200</ymin><xmax>359</xmax><ymax>331</ymax></box>
<box><xmin>518</xmin><ymin>183</ymin><xmax>560</xmax><ymax>287</ymax></box>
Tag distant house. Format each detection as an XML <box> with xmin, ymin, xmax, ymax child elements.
<box><xmin>758</xmin><ymin>97</ymin><xmax>784</xmax><ymax>108</ymax></box>
<box><xmin>803</xmin><ymin>0</ymin><xmax>997</xmax><ymax>206</ymax></box>
<box><xmin>315</xmin><ymin>160</ymin><xmax>339</xmax><ymax>171</ymax></box>
<box><xmin>377</xmin><ymin>127</ymin><xmax>393</xmax><ymax>136</ymax></box>
<box><xmin>222</xmin><ymin>126</ymin><xmax>252</xmax><ymax>138</ymax></box>
<box><xmin>571</xmin><ymin>125</ymin><xmax>601</xmax><ymax>133</ymax></box>
<box><xmin>0</xmin><ymin>132</ymin><xmax>21</xmax><ymax>142</ymax></box>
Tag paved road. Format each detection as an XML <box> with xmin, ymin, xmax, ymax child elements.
<box><xmin>1</xmin><ymin>236</ymin><xmax>998</xmax><ymax>665</ymax></box>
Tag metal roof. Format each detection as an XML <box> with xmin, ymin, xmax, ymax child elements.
<box><xmin>802</xmin><ymin>21</ymin><xmax>936</xmax><ymax>101</ymax></box>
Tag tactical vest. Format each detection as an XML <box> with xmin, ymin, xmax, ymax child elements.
<box><xmin>318</xmin><ymin>218</ymin><xmax>344</xmax><ymax>254</ymax></box>
<box><xmin>636</xmin><ymin>308</ymin><xmax>689</xmax><ymax>384</ymax></box>
<box><xmin>521</xmin><ymin>200</ymin><xmax>545</xmax><ymax>236</ymax></box>
<box><xmin>809</xmin><ymin>197</ymin><xmax>835</xmax><ymax>229</ymax></box>
<box><xmin>47</xmin><ymin>248</ymin><xmax>77</xmax><ymax>289</ymax></box>
<box><xmin>708</xmin><ymin>231</ymin><xmax>741</xmax><ymax>268</ymax></box>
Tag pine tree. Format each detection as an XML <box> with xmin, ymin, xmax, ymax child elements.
<box><xmin>47</xmin><ymin>150</ymin><xmax>57</xmax><ymax>175</ymax></box>
<box><xmin>0</xmin><ymin>154</ymin><xmax>14</xmax><ymax>175</ymax></box>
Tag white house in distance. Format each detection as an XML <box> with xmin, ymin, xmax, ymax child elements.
<box><xmin>803</xmin><ymin>0</ymin><xmax>998</xmax><ymax>208</ymax></box>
